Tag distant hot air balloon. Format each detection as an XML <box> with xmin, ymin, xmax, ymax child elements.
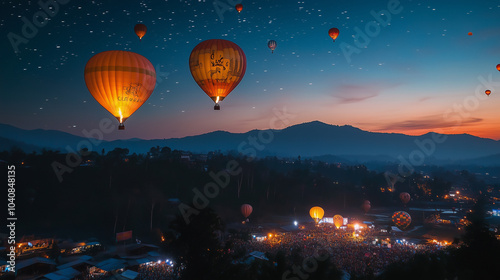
<box><xmin>485</xmin><ymin>90</ymin><xmax>491</xmax><ymax>96</ymax></box>
<box><xmin>468</xmin><ymin>32</ymin><xmax>472</xmax><ymax>36</ymax></box>
<box><xmin>392</xmin><ymin>211</ymin><xmax>411</xmax><ymax>230</ymax></box>
<box><xmin>189</xmin><ymin>39</ymin><xmax>247</xmax><ymax>110</ymax></box>
<box><xmin>235</xmin><ymin>3</ymin><xmax>243</xmax><ymax>13</ymax></box>
<box><xmin>134</xmin><ymin>23</ymin><xmax>147</xmax><ymax>40</ymax></box>
<box><xmin>497</xmin><ymin>64</ymin><xmax>500</xmax><ymax>72</ymax></box>
<box><xmin>268</xmin><ymin>40</ymin><xmax>277</xmax><ymax>53</ymax></box>
<box><xmin>333</xmin><ymin>214</ymin><xmax>343</xmax><ymax>229</ymax></box>
<box><xmin>362</xmin><ymin>200</ymin><xmax>371</xmax><ymax>213</ymax></box>
<box><xmin>400</xmin><ymin>192</ymin><xmax>411</xmax><ymax>205</ymax></box>
<box><xmin>310</xmin><ymin>206</ymin><xmax>324</xmax><ymax>223</ymax></box>
<box><xmin>241</xmin><ymin>204</ymin><xmax>253</xmax><ymax>219</ymax></box>
<box><xmin>84</xmin><ymin>50</ymin><xmax>156</xmax><ymax>130</ymax></box>
<box><xmin>328</xmin><ymin>28</ymin><xmax>339</xmax><ymax>42</ymax></box>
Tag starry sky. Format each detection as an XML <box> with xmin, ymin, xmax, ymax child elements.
<box><xmin>1</xmin><ymin>0</ymin><xmax>500</xmax><ymax>141</ymax></box>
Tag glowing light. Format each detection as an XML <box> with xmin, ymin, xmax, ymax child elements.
<box><xmin>215</xmin><ymin>96</ymin><xmax>220</xmax><ymax>103</ymax></box>
<box><xmin>294</xmin><ymin>221</ymin><xmax>298</xmax><ymax>226</ymax></box>
<box><xmin>119</xmin><ymin>108</ymin><xmax>123</xmax><ymax>124</ymax></box>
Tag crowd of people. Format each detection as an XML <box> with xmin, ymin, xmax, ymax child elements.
<box><xmin>137</xmin><ymin>262</ymin><xmax>178</xmax><ymax>280</ymax></box>
<box><xmin>231</xmin><ymin>224</ymin><xmax>446</xmax><ymax>277</ymax></box>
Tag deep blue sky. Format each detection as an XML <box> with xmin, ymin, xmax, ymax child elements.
<box><xmin>2</xmin><ymin>0</ymin><xmax>500</xmax><ymax>140</ymax></box>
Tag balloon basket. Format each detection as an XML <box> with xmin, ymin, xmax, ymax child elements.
<box><xmin>214</xmin><ymin>104</ymin><xmax>220</xmax><ymax>110</ymax></box>
<box><xmin>118</xmin><ymin>124</ymin><xmax>125</xmax><ymax>130</ymax></box>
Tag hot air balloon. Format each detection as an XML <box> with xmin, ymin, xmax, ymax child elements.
<box><xmin>235</xmin><ymin>3</ymin><xmax>243</xmax><ymax>13</ymax></box>
<box><xmin>485</xmin><ymin>90</ymin><xmax>491</xmax><ymax>96</ymax></box>
<box><xmin>400</xmin><ymin>192</ymin><xmax>411</xmax><ymax>205</ymax></box>
<box><xmin>333</xmin><ymin>214</ymin><xmax>343</xmax><ymax>229</ymax></box>
<box><xmin>497</xmin><ymin>64</ymin><xmax>500</xmax><ymax>71</ymax></box>
<box><xmin>84</xmin><ymin>50</ymin><xmax>156</xmax><ymax>130</ymax></box>
<box><xmin>391</xmin><ymin>211</ymin><xmax>411</xmax><ymax>230</ymax></box>
<box><xmin>241</xmin><ymin>204</ymin><xmax>253</xmax><ymax>219</ymax></box>
<box><xmin>134</xmin><ymin>23</ymin><xmax>147</xmax><ymax>40</ymax></box>
<box><xmin>268</xmin><ymin>40</ymin><xmax>277</xmax><ymax>53</ymax></box>
<box><xmin>328</xmin><ymin>28</ymin><xmax>339</xmax><ymax>42</ymax></box>
<box><xmin>310</xmin><ymin>206</ymin><xmax>324</xmax><ymax>223</ymax></box>
<box><xmin>468</xmin><ymin>32</ymin><xmax>472</xmax><ymax>36</ymax></box>
<box><xmin>362</xmin><ymin>200</ymin><xmax>371</xmax><ymax>213</ymax></box>
<box><xmin>189</xmin><ymin>39</ymin><xmax>247</xmax><ymax>110</ymax></box>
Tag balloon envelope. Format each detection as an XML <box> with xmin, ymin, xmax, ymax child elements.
<box><xmin>362</xmin><ymin>201</ymin><xmax>371</xmax><ymax>213</ymax></box>
<box><xmin>392</xmin><ymin>211</ymin><xmax>411</xmax><ymax>230</ymax></box>
<box><xmin>235</xmin><ymin>4</ymin><xmax>243</xmax><ymax>13</ymax></box>
<box><xmin>497</xmin><ymin>64</ymin><xmax>500</xmax><ymax>71</ymax></box>
<box><xmin>189</xmin><ymin>39</ymin><xmax>247</xmax><ymax>110</ymax></box>
<box><xmin>400</xmin><ymin>192</ymin><xmax>411</xmax><ymax>204</ymax></box>
<box><xmin>310</xmin><ymin>206</ymin><xmax>324</xmax><ymax>222</ymax></box>
<box><xmin>328</xmin><ymin>28</ymin><xmax>339</xmax><ymax>42</ymax></box>
<box><xmin>468</xmin><ymin>32</ymin><xmax>472</xmax><ymax>36</ymax></box>
<box><xmin>241</xmin><ymin>204</ymin><xmax>253</xmax><ymax>218</ymax></box>
<box><xmin>268</xmin><ymin>40</ymin><xmax>277</xmax><ymax>53</ymax></box>
<box><xmin>84</xmin><ymin>50</ymin><xmax>156</xmax><ymax>129</ymax></box>
<box><xmin>333</xmin><ymin>214</ymin><xmax>343</xmax><ymax>229</ymax></box>
<box><xmin>134</xmin><ymin>24</ymin><xmax>147</xmax><ymax>40</ymax></box>
<box><xmin>485</xmin><ymin>90</ymin><xmax>491</xmax><ymax>96</ymax></box>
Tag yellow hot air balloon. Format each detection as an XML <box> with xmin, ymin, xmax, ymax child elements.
<box><xmin>84</xmin><ymin>50</ymin><xmax>156</xmax><ymax>130</ymax></box>
<box><xmin>189</xmin><ymin>39</ymin><xmax>247</xmax><ymax>110</ymax></box>
<box><xmin>309</xmin><ymin>206</ymin><xmax>324</xmax><ymax>223</ymax></box>
<box><xmin>333</xmin><ymin>215</ymin><xmax>343</xmax><ymax>229</ymax></box>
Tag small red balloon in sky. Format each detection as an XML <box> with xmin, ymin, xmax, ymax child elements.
<box><xmin>485</xmin><ymin>90</ymin><xmax>491</xmax><ymax>96</ymax></box>
<box><xmin>329</xmin><ymin>28</ymin><xmax>339</xmax><ymax>42</ymax></box>
<box><xmin>497</xmin><ymin>64</ymin><xmax>500</xmax><ymax>71</ymax></box>
<box><xmin>468</xmin><ymin>32</ymin><xmax>472</xmax><ymax>36</ymax></box>
<box><xmin>235</xmin><ymin>4</ymin><xmax>243</xmax><ymax>13</ymax></box>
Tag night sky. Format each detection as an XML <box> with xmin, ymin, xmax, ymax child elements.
<box><xmin>2</xmin><ymin>0</ymin><xmax>500</xmax><ymax>141</ymax></box>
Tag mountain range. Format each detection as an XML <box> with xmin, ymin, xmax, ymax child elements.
<box><xmin>1</xmin><ymin>121</ymin><xmax>500</xmax><ymax>166</ymax></box>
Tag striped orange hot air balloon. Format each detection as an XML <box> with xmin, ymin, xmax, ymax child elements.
<box><xmin>189</xmin><ymin>39</ymin><xmax>247</xmax><ymax>110</ymax></box>
<box><xmin>84</xmin><ymin>50</ymin><xmax>156</xmax><ymax>130</ymax></box>
<box><xmin>134</xmin><ymin>23</ymin><xmax>147</xmax><ymax>40</ymax></box>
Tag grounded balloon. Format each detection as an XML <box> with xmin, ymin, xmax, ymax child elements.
<box><xmin>362</xmin><ymin>200</ymin><xmax>371</xmax><ymax>213</ymax></box>
<box><xmin>309</xmin><ymin>206</ymin><xmax>324</xmax><ymax>222</ymax></box>
<box><xmin>268</xmin><ymin>40</ymin><xmax>277</xmax><ymax>53</ymax></box>
<box><xmin>241</xmin><ymin>204</ymin><xmax>253</xmax><ymax>218</ymax></box>
<box><xmin>189</xmin><ymin>39</ymin><xmax>247</xmax><ymax>110</ymax></box>
<box><xmin>400</xmin><ymin>192</ymin><xmax>411</xmax><ymax>204</ymax></box>
<box><xmin>485</xmin><ymin>90</ymin><xmax>491</xmax><ymax>96</ymax></box>
<box><xmin>84</xmin><ymin>50</ymin><xmax>156</xmax><ymax>130</ymax></box>
<box><xmin>392</xmin><ymin>211</ymin><xmax>411</xmax><ymax>230</ymax></box>
<box><xmin>134</xmin><ymin>24</ymin><xmax>147</xmax><ymax>40</ymax></box>
<box><xmin>328</xmin><ymin>28</ymin><xmax>339</xmax><ymax>42</ymax></box>
<box><xmin>333</xmin><ymin>214</ymin><xmax>343</xmax><ymax>229</ymax></box>
<box><xmin>235</xmin><ymin>3</ymin><xmax>243</xmax><ymax>13</ymax></box>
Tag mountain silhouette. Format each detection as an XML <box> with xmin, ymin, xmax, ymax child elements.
<box><xmin>1</xmin><ymin>121</ymin><xmax>500</xmax><ymax>165</ymax></box>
